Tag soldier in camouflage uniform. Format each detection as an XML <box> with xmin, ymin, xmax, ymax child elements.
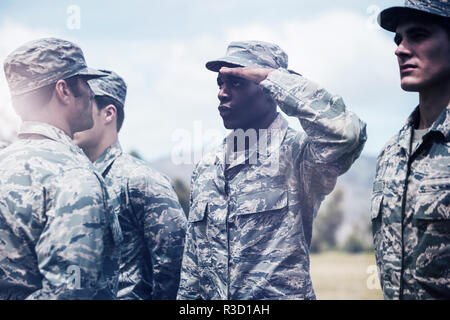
<box><xmin>177</xmin><ymin>41</ymin><xmax>367</xmax><ymax>300</ymax></box>
<box><xmin>0</xmin><ymin>38</ymin><xmax>122</xmax><ymax>300</ymax></box>
<box><xmin>73</xmin><ymin>70</ymin><xmax>187</xmax><ymax>300</ymax></box>
<box><xmin>372</xmin><ymin>0</ymin><xmax>450</xmax><ymax>299</ymax></box>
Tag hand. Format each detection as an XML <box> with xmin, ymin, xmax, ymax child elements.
<box><xmin>219</xmin><ymin>66</ymin><xmax>275</xmax><ymax>84</ymax></box>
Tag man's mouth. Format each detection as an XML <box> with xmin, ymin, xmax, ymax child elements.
<box><xmin>219</xmin><ymin>105</ymin><xmax>233</xmax><ymax>117</ymax></box>
<box><xmin>400</xmin><ymin>64</ymin><xmax>417</xmax><ymax>74</ymax></box>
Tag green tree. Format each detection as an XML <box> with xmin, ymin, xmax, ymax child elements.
<box><xmin>310</xmin><ymin>188</ymin><xmax>345</xmax><ymax>253</ymax></box>
<box><xmin>343</xmin><ymin>222</ymin><xmax>374</xmax><ymax>254</ymax></box>
<box><xmin>173</xmin><ymin>178</ymin><xmax>190</xmax><ymax>217</ymax></box>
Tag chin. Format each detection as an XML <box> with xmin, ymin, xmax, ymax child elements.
<box><xmin>222</xmin><ymin>119</ymin><xmax>235</xmax><ymax>130</ymax></box>
<box><xmin>400</xmin><ymin>79</ymin><xmax>422</xmax><ymax>92</ymax></box>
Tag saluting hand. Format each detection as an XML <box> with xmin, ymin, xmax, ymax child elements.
<box><xmin>219</xmin><ymin>66</ymin><xmax>275</xmax><ymax>84</ymax></box>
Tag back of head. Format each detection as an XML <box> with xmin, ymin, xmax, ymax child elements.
<box><xmin>88</xmin><ymin>70</ymin><xmax>127</xmax><ymax>132</ymax></box>
<box><xmin>3</xmin><ymin>37</ymin><xmax>105</xmax><ymax>119</ymax></box>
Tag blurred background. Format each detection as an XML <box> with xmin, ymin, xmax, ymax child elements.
<box><xmin>0</xmin><ymin>0</ymin><xmax>420</xmax><ymax>300</ymax></box>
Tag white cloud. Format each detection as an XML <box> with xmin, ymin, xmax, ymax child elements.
<box><xmin>0</xmin><ymin>10</ymin><xmax>417</xmax><ymax>158</ymax></box>
<box><xmin>0</xmin><ymin>20</ymin><xmax>54</xmax><ymax>142</ymax></box>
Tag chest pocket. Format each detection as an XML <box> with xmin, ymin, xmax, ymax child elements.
<box><xmin>412</xmin><ymin>179</ymin><xmax>450</xmax><ymax>285</ymax></box>
<box><xmin>233</xmin><ymin>187</ymin><xmax>288</xmax><ymax>216</ymax></box>
<box><xmin>229</xmin><ymin>187</ymin><xmax>290</xmax><ymax>261</ymax></box>
<box><xmin>413</xmin><ymin>178</ymin><xmax>450</xmax><ymax>222</ymax></box>
<box><xmin>188</xmin><ymin>201</ymin><xmax>212</xmax><ymax>267</ymax></box>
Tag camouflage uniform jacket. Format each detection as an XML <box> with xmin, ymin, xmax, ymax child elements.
<box><xmin>0</xmin><ymin>122</ymin><xmax>122</xmax><ymax>300</ymax></box>
<box><xmin>177</xmin><ymin>69</ymin><xmax>367</xmax><ymax>300</ymax></box>
<box><xmin>372</xmin><ymin>104</ymin><xmax>450</xmax><ymax>300</ymax></box>
<box><xmin>94</xmin><ymin>142</ymin><xmax>187</xmax><ymax>300</ymax></box>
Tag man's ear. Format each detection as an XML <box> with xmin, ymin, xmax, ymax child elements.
<box><xmin>104</xmin><ymin>104</ymin><xmax>117</xmax><ymax>124</ymax></box>
<box><xmin>54</xmin><ymin>79</ymin><xmax>73</xmax><ymax>105</ymax></box>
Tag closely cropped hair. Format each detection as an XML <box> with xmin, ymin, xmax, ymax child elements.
<box><xmin>95</xmin><ymin>95</ymin><xmax>125</xmax><ymax>132</ymax></box>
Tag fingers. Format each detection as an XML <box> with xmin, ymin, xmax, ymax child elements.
<box><xmin>219</xmin><ymin>66</ymin><xmax>274</xmax><ymax>84</ymax></box>
<box><xmin>219</xmin><ymin>66</ymin><xmax>245</xmax><ymax>76</ymax></box>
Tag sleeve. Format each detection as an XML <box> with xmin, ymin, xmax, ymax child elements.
<box><xmin>137</xmin><ymin>173</ymin><xmax>187</xmax><ymax>300</ymax></box>
<box><xmin>260</xmin><ymin>68</ymin><xmax>367</xmax><ymax>198</ymax></box>
<box><xmin>26</xmin><ymin>169</ymin><xmax>114</xmax><ymax>300</ymax></box>
<box><xmin>176</xmin><ymin>166</ymin><xmax>202</xmax><ymax>300</ymax></box>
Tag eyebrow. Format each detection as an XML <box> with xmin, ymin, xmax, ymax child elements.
<box><xmin>394</xmin><ymin>25</ymin><xmax>432</xmax><ymax>44</ymax></box>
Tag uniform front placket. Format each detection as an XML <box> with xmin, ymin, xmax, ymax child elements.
<box><xmin>397</xmin><ymin>126</ymin><xmax>413</xmax><ymax>299</ymax></box>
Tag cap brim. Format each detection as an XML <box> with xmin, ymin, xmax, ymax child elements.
<box><xmin>378</xmin><ymin>6</ymin><xmax>446</xmax><ymax>32</ymax></box>
<box><xmin>73</xmin><ymin>67</ymin><xmax>108</xmax><ymax>80</ymax></box>
<box><xmin>206</xmin><ymin>56</ymin><xmax>248</xmax><ymax>72</ymax></box>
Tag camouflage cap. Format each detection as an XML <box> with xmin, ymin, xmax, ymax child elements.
<box><xmin>379</xmin><ymin>0</ymin><xmax>450</xmax><ymax>32</ymax></box>
<box><xmin>206</xmin><ymin>40</ymin><xmax>288</xmax><ymax>72</ymax></box>
<box><xmin>3</xmin><ymin>37</ymin><xmax>106</xmax><ymax>97</ymax></box>
<box><xmin>88</xmin><ymin>70</ymin><xmax>127</xmax><ymax>108</ymax></box>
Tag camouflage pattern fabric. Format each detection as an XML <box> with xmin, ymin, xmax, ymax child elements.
<box><xmin>177</xmin><ymin>68</ymin><xmax>367</xmax><ymax>300</ymax></box>
<box><xmin>379</xmin><ymin>0</ymin><xmax>450</xmax><ymax>32</ymax></box>
<box><xmin>93</xmin><ymin>142</ymin><xmax>187</xmax><ymax>300</ymax></box>
<box><xmin>0</xmin><ymin>122</ymin><xmax>122</xmax><ymax>300</ymax></box>
<box><xmin>88</xmin><ymin>70</ymin><xmax>127</xmax><ymax>107</ymax></box>
<box><xmin>206</xmin><ymin>40</ymin><xmax>288</xmax><ymax>72</ymax></box>
<box><xmin>371</xmin><ymin>104</ymin><xmax>450</xmax><ymax>300</ymax></box>
<box><xmin>3</xmin><ymin>38</ymin><xmax>105</xmax><ymax>97</ymax></box>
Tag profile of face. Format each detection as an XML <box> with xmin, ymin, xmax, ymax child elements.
<box><xmin>217</xmin><ymin>70</ymin><xmax>274</xmax><ymax>130</ymax></box>
<box><xmin>70</xmin><ymin>78</ymin><xmax>96</xmax><ymax>133</ymax></box>
<box><xmin>394</xmin><ymin>19</ymin><xmax>450</xmax><ymax>92</ymax></box>
<box><xmin>73</xmin><ymin>98</ymin><xmax>103</xmax><ymax>151</ymax></box>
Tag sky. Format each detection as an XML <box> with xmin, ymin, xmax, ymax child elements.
<box><xmin>0</xmin><ymin>0</ymin><xmax>418</xmax><ymax>161</ymax></box>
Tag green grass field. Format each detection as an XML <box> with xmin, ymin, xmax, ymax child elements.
<box><xmin>310</xmin><ymin>251</ymin><xmax>383</xmax><ymax>300</ymax></box>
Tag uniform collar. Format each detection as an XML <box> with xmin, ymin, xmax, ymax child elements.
<box><xmin>216</xmin><ymin>113</ymin><xmax>288</xmax><ymax>170</ymax></box>
<box><xmin>429</xmin><ymin>103</ymin><xmax>450</xmax><ymax>142</ymax></box>
<box><xmin>94</xmin><ymin>141</ymin><xmax>123</xmax><ymax>176</ymax></box>
<box><xmin>397</xmin><ymin>103</ymin><xmax>450</xmax><ymax>154</ymax></box>
<box><xmin>18</xmin><ymin>121</ymin><xmax>85</xmax><ymax>155</ymax></box>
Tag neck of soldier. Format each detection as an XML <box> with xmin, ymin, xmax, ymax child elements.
<box><xmin>84</xmin><ymin>127</ymin><xmax>118</xmax><ymax>163</ymax></box>
<box><xmin>417</xmin><ymin>78</ymin><xmax>450</xmax><ymax>129</ymax></box>
<box><xmin>19</xmin><ymin>107</ymin><xmax>76</xmax><ymax>139</ymax></box>
<box><xmin>232</xmin><ymin>109</ymin><xmax>278</xmax><ymax>153</ymax></box>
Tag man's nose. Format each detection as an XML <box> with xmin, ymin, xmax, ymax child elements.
<box><xmin>218</xmin><ymin>84</ymin><xmax>230</xmax><ymax>101</ymax></box>
<box><xmin>395</xmin><ymin>40</ymin><xmax>412</xmax><ymax>59</ymax></box>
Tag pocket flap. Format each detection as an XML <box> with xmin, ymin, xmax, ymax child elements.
<box><xmin>235</xmin><ymin>188</ymin><xmax>288</xmax><ymax>216</ymax></box>
<box><xmin>188</xmin><ymin>201</ymin><xmax>208</xmax><ymax>222</ymax></box>
<box><xmin>414</xmin><ymin>198</ymin><xmax>450</xmax><ymax>221</ymax></box>
<box><xmin>415</xmin><ymin>180</ymin><xmax>449</xmax><ymax>220</ymax></box>
<box><xmin>371</xmin><ymin>194</ymin><xmax>383</xmax><ymax>220</ymax></box>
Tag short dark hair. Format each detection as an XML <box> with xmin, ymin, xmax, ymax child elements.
<box><xmin>65</xmin><ymin>76</ymin><xmax>83</xmax><ymax>97</ymax></box>
<box><xmin>95</xmin><ymin>95</ymin><xmax>125</xmax><ymax>132</ymax></box>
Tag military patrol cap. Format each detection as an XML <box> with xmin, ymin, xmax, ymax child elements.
<box><xmin>206</xmin><ymin>40</ymin><xmax>288</xmax><ymax>72</ymax></box>
<box><xmin>379</xmin><ymin>0</ymin><xmax>450</xmax><ymax>32</ymax></box>
<box><xmin>88</xmin><ymin>70</ymin><xmax>127</xmax><ymax>108</ymax></box>
<box><xmin>4</xmin><ymin>37</ymin><xmax>106</xmax><ymax>97</ymax></box>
